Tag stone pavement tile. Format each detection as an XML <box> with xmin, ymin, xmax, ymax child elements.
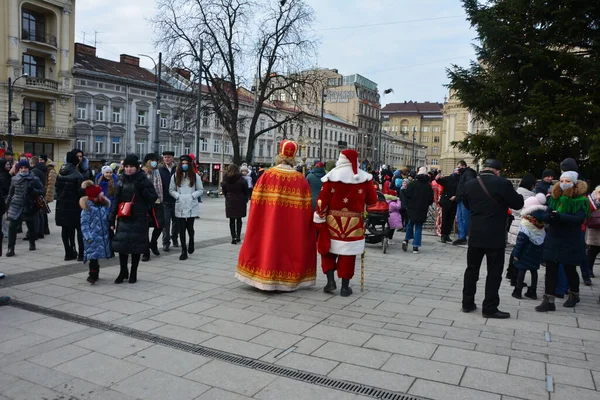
<box><xmin>0</xmin><ymin>332</ymin><xmax>50</xmax><ymax>354</ymax></box>
<box><xmin>26</xmin><ymin>284</ymin><xmax>81</xmax><ymax>298</ymax></box>
<box><xmin>125</xmin><ymin>318</ymin><xmax>166</xmax><ymax>331</ymax></box>
<box><xmin>549</xmin><ymin>324</ymin><xmax>600</xmax><ymax>342</ymax></box>
<box><xmin>326</xmin><ymin>314</ymin><xmax>386</xmax><ymax>329</ymax></box>
<box><xmin>328</xmin><ymin>363</ymin><xmax>414</xmax><ymax>392</ymax></box>
<box><xmin>200</xmin><ymin>305</ymin><xmax>263</xmax><ymax>323</ymax></box>
<box><xmin>551</xmin><ymin>384</ymin><xmax>600</xmax><ymax>400</ymax></box>
<box><xmin>125</xmin><ymin>344</ymin><xmax>211</xmax><ymax>376</ymax></box>
<box><xmin>507</xmin><ymin>358</ymin><xmax>546</xmax><ymax>380</ymax></box>
<box><xmin>110</xmin><ymin>309</ymin><xmax>163</xmax><ymax>326</ymax></box>
<box><xmin>17</xmin><ymin>316</ymin><xmax>88</xmax><ymax>339</ymax></box>
<box><xmin>593</xmin><ymin>370</ymin><xmax>600</xmax><ymax>389</ymax></box>
<box><xmin>144</xmin><ymin>294</ymin><xmax>181</xmax><ymax>307</ymax></box>
<box><xmin>408</xmin><ymin>332</ymin><xmax>477</xmax><ymax>351</ymax></box>
<box><xmin>451</xmin><ymin>320</ymin><xmax>514</xmax><ymax>336</ymax></box>
<box><xmin>517</xmin><ymin>310</ymin><xmax>578</xmax><ymax>327</ymax></box>
<box><xmin>408</xmin><ymin>379</ymin><xmax>501</xmax><ymax>400</ymax></box>
<box><xmin>105</xmin><ymin>288</ymin><xmax>159</xmax><ymax>302</ymax></box>
<box><xmin>195</xmin><ymin>387</ymin><xmax>253</xmax><ymax>400</ymax></box>
<box><xmin>202</xmin><ymin>336</ymin><xmax>273</xmax><ymax>359</ymax></box>
<box><xmin>59</xmin><ymin>290</ymin><xmax>117</xmax><ymax>306</ymax></box>
<box><xmin>460</xmin><ymin>367</ymin><xmax>548</xmax><ymax>400</ymax></box>
<box><xmin>294</xmin><ymin>313</ymin><xmax>326</xmax><ymax>323</ymax></box>
<box><xmin>374</xmin><ymin>301</ymin><xmax>433</xmax><ymax>316</ymax></box>
<box><xmin>200</xmin><ymin>319</ymin><xmax>266</xmax><ymax>341</ymax></box>
<box><xmin>511</xmin><ymin>342</ymin><xmax>586</xmax><ymax>360</ymax></box>
<box><xmin>0</xmin><ymin>326</ymin><xmax>27</xmax><ymax>344</ymax></box>
<box><xmin>0</xmin><ymin>374</ymin><xmax>20</xmax><ymax>392</ymax></box>
<box><xmin>384</xmin><ymin>322</ymin><xmax>447</xmax><ymax>338</ymax></box>
<box><xmin>1</xmin><ymin>360</ymin><xmax>72</xmax><ymax>388</ymax></box>
<box><xmin>346</xmin><ymin>323</ymin><xmax>412</xmax><ymax>340</ymax></box>
<box><xmin>486</xmin><ymin>317</ymin><xmax>549</xmax><ymax>334</ymax></box>
<box><xmin>313</xmin><ymin>342</ymin><xmax>391</xmax><ymax>369</ymax></box>
<box><xmin>177</xmin><ymin>301</ymin><xmax>220</xmax><ymax>314</ymax></box>
<box><xmin>13</xmin><ymin>293</ymin><xmax>69</xmax><ymax>307</ymax></box>
<box><xmin>185</xmin><ymin>360</ymin><xmax>277</xmax><ymax>396</ymax></box>
<box><xmin>55</xmin><ymin>352</ymin><xmax>146</xmax><ymax>386</ymax></box>
<box><xmin>27</xmin><ymin>344</ymin><xmax>91</xmax><ymax>368</ymax></box>
<box><xmin>250</xmin><ymin>329</ymin><xmax>303</xmax><ymax>350</ymax></box>
<box><xmin>381</xmin><ymin>354</ymin><xmax>464</xmax><ymax>385</ymax></box>
<box><xmin>149</xmin><ymin>285</ymin><xmax>201</xmax><ymax>298</ymax></box>
<box><xmin>546</xmin><ymin>363</ymin><xmax>595</xmax><ymax>390</ymax></box>
<box><xmin>52</xmin><ymin>377</ymin><xmax>124</xmax><ymax>400</ymax></box>
<box><xmin>294</xmin><ymin>337</ymin><xmax>326</xmax><ymax>354</ymax></box>
<box><xmin>432</xmin><ymin>346</ymin><xmax>509</xmax><ymax>373</ymax></box>
<box><xmin>254</xmin><ymin>376</ymin><xmax>360</xmax><ymax>400</ymax></box>
<box><xmin>93</xmin><ymin>310</ymin><xmax>130</xmax><ymax>322</ymax></box>
<box><xmin>53</xmin><ymin>301</ymin><xmax>106</xmax><ymax>317</ymax></box>
<box><xmin>151</xmin><ymin>309</ymin><xmax>216</xmax><ymax>329</ymax></box>
<box><xmin>364</xmin><ymin>334</ymin><xmax>438</xmax><ymax>359</ymax></box>
<box><xmin>276</xmin><ymin>352</ymin><xmax>339</xmax><ymax>375</ymax></box>
<box><xmin>73</xmin><ymin>331</ymin><xmax>153</xmax><ymax>359</ymax></box>
<box><xmin>248</xmin><ymin>314</ymin><xmax>316</xmax><ymax>334</ymax></box>
<box><xmin>99</xmin><ymin>298</ymin><xmax>156</xmax><ymax>315</ymax></box>
<box><xmin>150</xmin><ymin>323</ymin><xmax>215</xmax><ymax>344</ymax></box>
<box><xmin>410</xmin><ymin>297</ymin><xmax>463</xmax><ymax>312</ymax></box>
<box><xmin>112</xmin><ymin>368</ymin><xmax>210</xmax><ymax>400</ymax></box>
<box><xmin>578</xmin><ymin>317</ymin><xmax>600</xmax><ymax>331</ymax></box>
<box><xmin>303</xmin><ymin>324</ymin><xmax>373</xmax><ymax>346</ymax></box>
<box><xmin>1</xmin><ymin>379</ymin><xmax>66</xmax><ymax>400</ymax></box>
<box><xmin>429</xmin><ymin>309</ymin><xmax>488</xmax><ymax>325</ymax></box>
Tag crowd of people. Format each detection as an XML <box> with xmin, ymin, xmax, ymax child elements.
<box><xmin>1</xmin><ymin>145</ymin><xmax>597</xmax><ymax>317</ymax></box>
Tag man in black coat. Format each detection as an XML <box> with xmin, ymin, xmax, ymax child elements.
<box><xmin>159</xmin><ymin>151</ymin><xmax>179</xmax><ymax>251</ymax></box>
<box><xmin>461</xmin><ymin>159</ymin><xmax>524</xmax><ymax>319</ymax></box>
<box><xmin>436</xmin><ymin>170</ymin><xmax>460</xmax><ymax>243</ymax></box>
<box><xmin>534</xmin><ymin>169</ymin><xmax>555</xmax><ymax>195</ymax></box>
<box><xmin>402</xmin><ymin>167</ymin><xmax>434</xmax><ymax>254</ymax></box>
<box><xmin>453</xmin><ymin>160</ymin><xmax>477</xmax><ymax>245</ymax></box>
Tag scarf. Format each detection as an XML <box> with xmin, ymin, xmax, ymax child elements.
<box><xmin>149</xmin><ymin>169</ymin><xmax>163</xmax><ymax>202</ymax></box>
<box><xmin>519</xmin><ymin>219</ymin><xmax>546</xmax><ymax>246</ymax></box>
<box><xmin>548</xmin><ymin>195</ymin><xmax>590</xmax><ymax>218</ymax></box>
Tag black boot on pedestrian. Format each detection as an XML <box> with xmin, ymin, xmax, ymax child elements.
<box><xmin>29</xmin><ymin>242</ymin><xmax>36</xmax><ymax>251</ymax></box>
<box><xmin>323</xmin><ymin>270</ymin><xmax>337</xmax><ymax>293</ymax></box>
<box><xmin>482</xmin><ymin>310</ymin><xmax>511</xmax><ymax>319</ymax></box>
<box><xmin>76</xmin><ymin>249</ymin><xmax>83</xmax><ymax>262</ymax></box>
<box><xmin>0</xmin><ymin>234</ymin><xmax>3</xmax><ymax>257</ymax></box>
<box><xmin>64</xmin><ymin>246</ymin><xmax>77</xmax><ymax>261</ymax></box>
<box><xmin>87</xmin><ymin>270</ymin><xmax>99</xmax><ymax>284</ymax></box>
<box><xmin>6</xmin><ymin>247</ymin><xmax>15</xmax><ymax>257</ymax></box>
<box><xmin>163</xmin><ymin>243</ymin><xmax>170</xmax><ymax>252</ymax></box>
<box><xmin>179</xmin><ymin>245</ymin><xmax>188</xmax><ymax>261</ymax></box>
<box><xmin>129</xmin><ymin>266</ymin><xmax>138</xmax><ymax>284</ymax></box>
<box><xmin>511</xmin><ymin>287</ymin><xmax>523</xmax><ymax>299</ymax></box>
<box><xmin>535</xmin><ymin>295</ymin><xmax>556</xmax><ymax>312</ymax></box>
<box><xmin>563</xmin><ymin>291</ymin><xmax>580</xmax><ymax>308</ymax></box>
<box><xmin>141</xmin><ymin>253</ymin><xmax>150</xmax><ymax>262</ymax></box>
<box><xmin>172</xmin><ymin>237</ymin><xmax>179</xmax><ymax>248</ymax></box>
<box><xmin>150</xmin><ymin>242</ymin><xmax>160</xmax><ymax>256</ymax></box>
<box><xmin>524</xmin><ymin>287</ymin><xmax>538</xmax><ymax>300</ymax></box>
<box><xmin>340</xmin><ymin>279</ymin><xmax>353</xmax><ymax>297</ymax></box>
<box><xmin>440</xmin><ymin>235</ymin><xmax>447</xmax><ymax>244</ymax></box>
<box><xmin>114</xmin><ymin>264</ymin><xmax>129</xmax><ymax>284</ymax></box>
<box><xmin>188</xmin><ymin>235</ymin><xmax>195</xmax><ymax>254</ymax></box>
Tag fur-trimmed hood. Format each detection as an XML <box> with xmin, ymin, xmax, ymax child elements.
<box><xmin>79</xmin><ymin>196</ymin><xmax>111</xmax><ymax>211</ymax></box>
<box><xmin>321</xmin><ymin>165</ymin><xmax>373</xmax><ymax>184</ymax></box>
<box><xmin>551</xmin><ymin>180</ymin><xmax>588</xmax><ymax>199</ymax></box>
<box><xmin>521</xmin><ymin>204</ymin><xmax>547</xmax><ymax>217</ymax></box>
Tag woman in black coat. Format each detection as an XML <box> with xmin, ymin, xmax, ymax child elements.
<box><xmin>109</xmin><ymin>154</ymin><xmax>158</xmax><ymax>284</ymax></box>
<box><xmin>55</xmin><ymin>151</ymin><xmax>84</xmax><ymax>261</ymax></box>
<box><xmin>221</xmin><ymin>164</ymin><xmax>248</xmax><ymax>244</ymax></box>
<box><xmin>402</xmin><ymin>170</ymin><xmax>434</xmax><ymax>253</ymax></box>
<box><xmin>436</xmin><ymin>171</ymin><xmax>459</xmax><ymax>243</ymax></box>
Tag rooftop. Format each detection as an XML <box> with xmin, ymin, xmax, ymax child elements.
<box><xmin>382</xmin><ymin>101</ymin><xmax>443</xmax><ymax>115</ymax></box>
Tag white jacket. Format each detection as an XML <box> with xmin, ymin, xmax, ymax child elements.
<box><xmin>169</xmin><ymin>174</ymin><xmax>203</xmax><ymax>218</ymax></box>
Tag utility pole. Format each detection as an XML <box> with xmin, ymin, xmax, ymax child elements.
<box><xmin>195</xmin><ymin>39</ymin><xmax>204</xmax><ymax>158</ymax></box>
<box><xmin>6</xmin><ymin>74</ymin><xmax>28</xmax><ymax>152</ymax></box>
<box><xmin>154</xmin><ymin>52</ymin><xmax>162</xmax><ymax>155</ymax></box>
<box><xmin>412</xmin><ymin>126</ymin><xmax>417</xmax><ymax>170</ymax></box>
<box><xmin>319</xmin><ymin>86</ymin><xmax>326</xmax><ymax>160</ymax></box>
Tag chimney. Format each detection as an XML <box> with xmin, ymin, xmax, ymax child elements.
<box><xmin>120</xmin><ymin>54</ymin><xmax>140</xmax><ymax>67</ymax></box>
<box><xmin>174</xmin><ymin>68</ymin><xmax>191</xmax><ymax>80</ymax></box>
<box><xmin>75</xmin><ymin>43</ymin><xmax>96</xmax><ymax>57</ymax></box>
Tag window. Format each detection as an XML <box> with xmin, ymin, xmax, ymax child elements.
<box><xmin>201</xmin><ymin>138</ymin><xmax>208</xmax><ymax>152</ymax></box>
<box><xmin>308</xmin><ymin>127</ymin><xmax>312</xmax><ymax>138</ymax></box>
<box><xmin>224</xmin><ymin>141</ymin><xmax>232</xmax><ymax>155</ymax></box>
<box><xmin>292</xmin><ymin>91</ymin><xmax>297</xmax><ymax>101</ymax></box>
<box><xmin>422</xmin><ymin>126</ymin><xmax>430</xmax><ymax>133</ymax></box>
<box><xmin>432</xmin><ymin>146</ymin><xmax>439</xmax><ymax>154</ymax></box>
<box><xmin>238</xmin><ymin>119</ymin><xmax>245</xmax><ymax>133</ymax></box>
<box><xmin>111</xmin><ymin>137</ymin><xmax>121</xmax><ymax>154</ymax></box>
<box><xmin>173</xmin><ymin>144</ymin><xmax>180</xmax><ymax>157</ymax></box>
<box><xmin>22</xmin><ymin>10</ymin><xmax>46</xmax><ymax>43</ymax></box>
<box><xmin>75</xmin><ymin>139</ymin><xmax>86</xmax><ymax>152</ymax></box>
<box><xmin>412</xmin><ymin>126</ymin><xmax>418</xmax><ymax>132</ymax></box>
<box><xmin>95</xmin><ymin>136</ymin><xmax>105</xmax><ymax>153</ymax></box>
<box><xmin>214</xmin><ymin>116</ymin><xmax>221</xmax><ymax>128</ymax></box>
<box><xmin>173</xmin><ymin>117</ymin><xmax>181</xmax><ymax>130</ymax></box>
<box><xmin>421</xmin><ymin>136</ymin><xmax>429</xmax><ymax>143</ymax></box>
<box><xmin>259</xmin><ymin>143</ymin><xmax>264</xmax><ymax>157</ymax></box>
<box><xmin>160</xmin><ymin>114</ymin><xmax>168</xmax><ymax>128</ymax></box>
<box><xmin>159</xmin><ymin>144</ymin><xmax>166</xmax><ymax>155</ymax></box>
<box><xmin>433</xmin><ymin>126</ymin><xmax>440</xmax><ymax>133</ymax></box>
<box><xmin>280</xmin><ymin>92</ymin><xmax>286</xmax><ymax>102</ymax></box>
<box><xmin>202</xmin><ymin>111</ymin><xmax>209</xmax><ymax>127</ymax></box>
<box><xmin>22</xmin><ymin>100</ymin><xmax>45</xmax><ymax>131</ymax></box>
<box><xmin>24</xmin><ymin>141</ymin><xmax>53</xmax><ymax>160</ymax></box>
<box><xmin>22</xmin><ymin>54</ymin><xmax>45</xmax><ymax>78</ymax></box>
<box><xmin>259</xmin><ymin>119</ymin><xmax>265</xmax><ymax>132</ymax></box>
<box><xmin>137</xmin><ymin>110</ymin><xmax>147</xmax><ymax>126</ymax></box>
<box><xmin>95</xmin><ymin>105</ymin><xmax>105</xmax><ymax>121</ymax></box>
<box><xmin>184</xmin><ymin>143</ymin><xmax>191</xmax><ymax>155</ymax></box>
<box><xmin>433</xmin><ymin>136</ymin><xmax>440</xmax><ymax>143</ymax></box>
<box><xmin>213</xmin><ymin>139</ymin><xmax>221</xmax><ymax>153</ymax></box>
<box><xmin>112</xmin><ymin>107</ymin><xmax>122</xmax><ymax>123</ymax></box>
<box><xmin>431</xmin><ymin>159</ymin><xmax>439</xmax><ymax>166</ymax></box>
<box><xmin>136</xmin><ymin>140</ymin><xmax>146</xmax><ymax>155</ymax></box>
<box><xmin>267</xmin><ymin>144</ymin><xmax>272</xmax><ymax>157</ymax></box>
<box><xmin>77</xmin><ymin>103</ymin><xmax>88</xmax><ymax>120</ymax></box>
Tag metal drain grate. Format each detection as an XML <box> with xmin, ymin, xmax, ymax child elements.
<box><xmin>10</xmin><ymin>300</ymin><xmax>429</xmax><ymax>400</ymax></box>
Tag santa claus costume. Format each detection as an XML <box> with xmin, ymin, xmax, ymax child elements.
<box><xmin>235</xmin><ymin>140</ymin><xmax>317</xmax><ymax>291</ymax></box>
<box><xmin>314</xmin><ymin>150</ymin><xmax>378</xmax><ymax>296</ymax></box>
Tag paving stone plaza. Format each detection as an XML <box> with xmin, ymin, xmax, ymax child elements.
<box><xmin>1</xmin><ymin>197</ymin><xmax>600</xmax><ymax>400</ymax></box>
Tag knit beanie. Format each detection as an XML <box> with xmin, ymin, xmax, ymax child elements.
<box><xmin>101</xmin><ymin>166</ymin><xmax>113</xmax><ymax>174</ymax></box>
<box><xmin>143</xmin><ymin>153</ymin><xmax>158</xmax><ymax>164</ymax></box>
<box><xmin>542</xmin><ymin>169</ymin><xmax>555</xmax><ymax>179</ymax></box>
<box><xmin>560</xmin><ymin>170</ymin><xmax>578</xmax><ymax>184</ymax></box>
<box><xmin>560</xmin><ymin>158</ymin><xmax>578</xmax><ymax>172</ymax></box>
<box><xmin>417</xmin><ymin>166</ymin><xmax>428</xmax><ymax>175</ymax></box>
<box><xmin>123</xmin><ymin>154</ymin><xmax>139</xmax><ymax>167</ymax></box>
<box><xmin>17</xmin><ymin>160</ymin><xmax>30</xmax><ymax>170</ymax></box>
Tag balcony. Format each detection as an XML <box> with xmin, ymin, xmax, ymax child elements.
<box><xmin>25</xmin><ymin>78</ymin><xmax>59</xmax><ymax>91</ymax></box>
<box><xmin>21</xmin><ymin>30</ymin><xmax>57</xmax><ymax>48</ymax></box>
<box><xmin>0</xmin><ymin>122</ymin><xmax>74</xmax><ymax>140</ymax></box>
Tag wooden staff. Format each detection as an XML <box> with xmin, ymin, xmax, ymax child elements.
<box><xmin>361</xmin><ymin>250</ymin><xmax>365</xmax><ymax>292</ymax></box>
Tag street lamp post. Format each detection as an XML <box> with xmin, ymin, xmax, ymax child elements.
<box><xmin>195</xmin><ymin>39</ymin><xmax>204</xmax><ymax>158</ymax></box>
<box><xmin>319</xmin><ymin>86</ymin><xmax>326</xmax><ymax>161</ymax></box>
<box><xmin>411</xmin><ymin>126</ymin><xmax>416</xmax><ymax>170</ymax></box>
<box><xmin>6</xmin><ymin>74</ymin><xmax>29</xmax><ymax>152</ymax></box>
<box><xmin>139</xmin><ymin>52</ymin><xmax>162</xmax><ymax>155</ymax></box>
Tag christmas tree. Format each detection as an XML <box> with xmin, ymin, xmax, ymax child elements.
<box><xmin>447</xmin><ymin>0</ymin><xmax>600</xmax><ymax>177</ymax></box>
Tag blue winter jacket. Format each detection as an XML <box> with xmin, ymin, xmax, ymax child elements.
<box><xmin>512</xmin><ymin>209</ymin><xmax>546</xmax><ymax>271</ymax></box>
<box><xmin>80</xmin><ymin>197</ymin><xmax>112</xmax><ymax>262</ymax></box>
<box><xmin>306</xmin><ymin>167</ymin><xmax>326</xmax><ymax>211</ymax></box>
<box><xmin>95</xmin><ymin>172</ymin><xmax>119</xmax><ymax>202</ymax></box>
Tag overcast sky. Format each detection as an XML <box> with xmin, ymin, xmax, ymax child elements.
<box><xmin>75</xmin><ymin>0</ymin><xmax>475</xmax><ymax>105</ymax></box>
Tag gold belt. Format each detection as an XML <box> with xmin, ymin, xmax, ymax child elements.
<box><xmin>328</xmin><ymin>210</ymin><xmax>362</xmax><ymax>218</ymax></box>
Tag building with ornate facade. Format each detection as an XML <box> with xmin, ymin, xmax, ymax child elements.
<box><xmin>0</xmin><ymin>0</ymin><xmax>76</xmax><ymax>161</ymax></box>
<box><xmin>381</xmin><ymin>101</ymin><xmax>443</xmax><ymax>169</ymax></box>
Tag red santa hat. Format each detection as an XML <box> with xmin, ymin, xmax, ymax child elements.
<box><xmin>337</xmin><ymin>149</ymin><xmax>360</xmax><ymax>181</ymax></box>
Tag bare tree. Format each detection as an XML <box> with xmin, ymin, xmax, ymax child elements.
<box><xmin>153</xmin><ymin>0</ymin><xmax>319</xmax><ymax>164</ymax></box>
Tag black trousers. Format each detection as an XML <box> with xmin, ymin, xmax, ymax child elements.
<box><xmin>462</xmin><ymin>246</ymin><xmax>505</xmax><ymax>314</ymax></box>
<box><xmin>61</xmin><ymin>226</ymin><xmax>84</xmax><ymax>255</ymax></box>
<box><xmin>8</xmin><ymin>216</ymin><xmax>37</xmax><ymax>248</ymax></box>
<box><xmin>587</xmin><ymin>245</ymin><xmax>600</xmax><ymax>275</ymax></box>
<box><xmin>545</xmin><ymin>261</ymin><xmax>580</xmax><ymax>295</ymax></box>
<box><xmin>516</xmin><ymin>268</ymin><xmax>537</xmax><ymax>290</ymax></box>
<box><xmin>178</xmin><ymin>218</ymin><xmax>195</xmax><ymax>249</ymax></box>
<box><xmin>229</xmin><ymin>218</ymin><xmax>242</xmax><ymax>240</ymax></box>
<box><xmin>162</xmin><ymin>203</ymin><xmax>180</xmax><ymax>245</ymax></box>
<box><xmin>441</xmin><ymin>204</ymin><xmax>457</xmax><ymax>235</ymax></box>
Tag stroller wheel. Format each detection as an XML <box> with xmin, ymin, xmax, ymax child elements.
<box><xmin>383</xmin><ymin>237</ymin><xmax>388</xmax><ymax>254</ymax></box>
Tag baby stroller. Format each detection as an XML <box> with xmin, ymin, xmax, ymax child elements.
<box><xmin>365</xmin><ymin>191</ymin><xmax>391</xmax><ymax>254</ymax></box>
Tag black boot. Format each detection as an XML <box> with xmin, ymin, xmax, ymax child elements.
<box><xmin>150</xmin><ymin>241</ymin><xmax>160</xmax><ymax>256</ymax></box>
<box><xmin>340</xmin><ymin>279</ymin><xmax>353</xmax><ymax>297</ymax></box>
<box><xmin>524</xmin><ymin>287</ymin><xmax>537</xmax><ymax>300</ymax></box>
<box><xmin>115</xmin><ymin>262</ymin><xmax>129</xmax><ymax>284</ymax></box>
<box><xmin>563</xmin><ymin>291</ymin><xmax>580</xmax><ymax>308</ymax></box>
<box><xmin>179</xmin><ymin>244</ymin><xmax>188</xmax><ymax>261</ymax></box>
<box><xmin>172</xmin><ymin>237</ymin><xmax>179</xmax><ymax>248</ymax></box>
<box><xmin>64</xmin><ymin>245</ymin><xmax>77</xmax><ymax>261</ymax></box>
<box><xmin>511</xmin><ymin>286</ymin><xmax>523</xmax><ymax>299</ymax></box>
<box><xmin>87</xmin><ymin>269</ymin><xmax>99</xmax><ymax>284</ymax></box>
<box><xmin>29</xmin><ymin>242</ymin><xmax>36</xmax><ymax>251</ymax></box>
<box><xmin>129</xmin><ymin>265</ymin><xmax>138</xmax><ymax>284</ymax></box>
<box><xmin>323</xmin><ymin>270</ymin><xmax>337</xmax><ymax>293</ymax></box>
<box><xmin>142</xmin><ymin>252</ymin><xmax>150</xmax><ymax>262</ymax></box>
<box><xmin>0</xmin><ymin>233</ymin><xmax>3</xmax><ymax>257</ymax></box>
<box><xmin>6</xmin><ymin>247</ymin><xmax>14</xmax><ymax>257</ymax></box>
<box><xmin>535</xmin><ymin>295</ymin><xmax>556</xmax><ymax>312</ymax></box>
<box><xmin>236</xmin><ymin>222</ymin><xmax>242</xmax><ymax>243</ymax></box>
<box><xmin>440</xmin><ymin>235</ymin><xmax>447</xmax><ymax>243</ymax></box>
<box><xmin>188</xmin><ymin>234</ymin><xmax>195</xmax><ymax>254</ymax></box>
